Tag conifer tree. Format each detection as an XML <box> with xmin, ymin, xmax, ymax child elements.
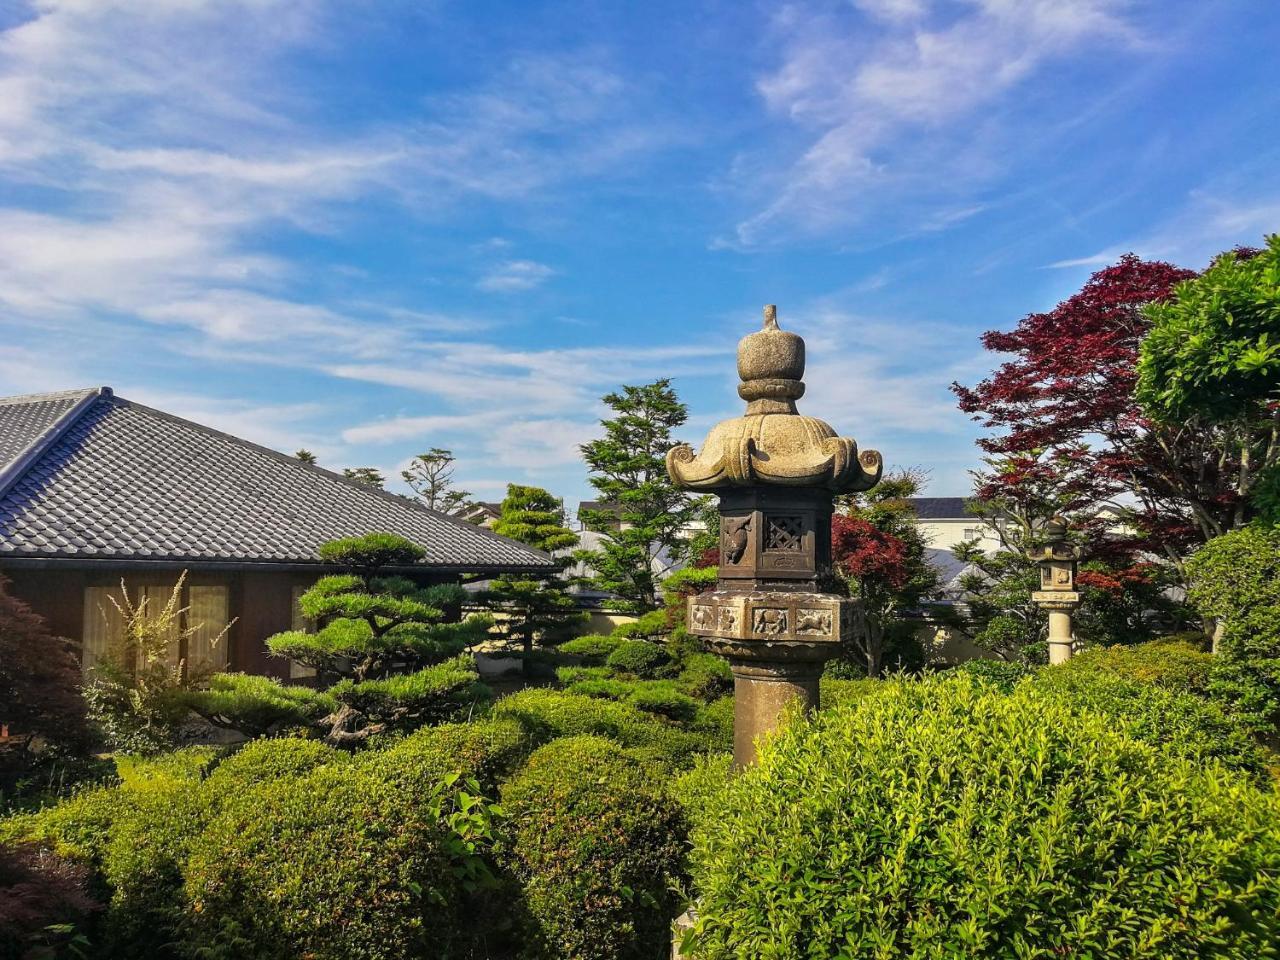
<box><xmin>577</xmin><ymin>379</ymin><xmax>697</xmax><ymax>613</ymax></box>
<box><xmin>486</xmin><ymin>485</ymin><xmax>585</xmax><ymax>669</ymax></box>
<box><xmin>265</xmin><ymin>532</ymin><xmax>490</xmax><ymax>746</ymax></box>
<box><xmin>402</xmin><ymin>448</ymin><xmax>474</xmax><ymax>514</ymax></box>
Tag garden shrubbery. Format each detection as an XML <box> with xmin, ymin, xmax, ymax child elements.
<box><xmin>685</xmin><ymin>675</ymin><xmax>1280</xmax><ymax>959</ymax></box>
<box><xmin>500</xmin><ymin>736</ymin><xmax>687</xmax><ymax>960</ymax></box>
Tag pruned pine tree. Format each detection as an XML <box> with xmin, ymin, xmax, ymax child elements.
<box><xmin>486</xmin><ymin>485</ymin><xmax>586</xmax><ymax>671</ymax></box>
<box><xmin>265</xmin><ymin>533</ymin><xmax>491</xmax><ymax>746</ymax></box>
<box><xmin>577</xmin><ymin>380</ymin><xmax>697</xmax><ymax>613</ymax></box>
<box><xmin>294</xmin><ymin>449</ymin><xmax>318</xmax><ymax>465</ymax></box>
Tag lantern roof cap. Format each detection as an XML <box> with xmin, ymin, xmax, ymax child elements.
<box><xmin>667</xmin><ymin>305</ymin><xmax>881</xmax><ymax>492</ymax></box>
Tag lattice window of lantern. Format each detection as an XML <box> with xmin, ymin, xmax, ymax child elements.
<box><xmin>765</xmin><ymin>515</ymin><xmax>804</xmax><ymax>551</ymax></box>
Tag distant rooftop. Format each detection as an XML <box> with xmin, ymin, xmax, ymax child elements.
<box><xmin>907</xmin><ymin>497</ymin><xmax>974</xmax><ymax>520</ymax></box>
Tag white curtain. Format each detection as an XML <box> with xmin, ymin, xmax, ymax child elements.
<box><xmin>140</xmin><ymin>584</ymin><xmax>183</xmax><ymax>668</ymax></box>
<box><xmin>81</xmin><ymin>585</ymin><xmax>127</xmax><ymax>676</ymax></box>
<box><xmin>188</xmin><ymin>585</ymin><xmax>230</xmax><ymax>673</ymax></box>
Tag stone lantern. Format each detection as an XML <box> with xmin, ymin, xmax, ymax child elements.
<box><xmin>666</xmin><ymin>305</ymin><xmax>881</xmax><ymax>767</ymax></box>
<box><xmin>1030</xmin><ymin>515</ymin><xmax>1081</xmax><ymax>665</ymax></box>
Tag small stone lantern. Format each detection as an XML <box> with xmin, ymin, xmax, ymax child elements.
<box><xmin>1030</xmin><ymin>515</ymin><xmax>1081</xmax><ymax>665</ymax></box>
<box><xmin>667</xmin><ymin>305</ymin><xmax>881</xmax><ymax>766</ymax></box>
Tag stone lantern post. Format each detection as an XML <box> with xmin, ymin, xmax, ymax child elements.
<box><xmin>666</xmin><ymin>305</ymin><xmax>881</xmax><ymax>767</ymax></box>
<box><xmin>1030</xmin><ymin>515</ymin><xmax>1081</xmax><ymax>665</ymax></box>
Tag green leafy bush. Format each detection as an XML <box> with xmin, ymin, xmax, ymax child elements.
<box><xmin>181</xmin><ymin>673</ymin><xmax>337</xmax><ymax>737</ymax></box>
<box><xmin>204</xmin><ymin>738</ymin><xmax>344</xmax><ymax>790</ymax></box>
<box><xmin>555</xmin><ymin>664</ymin><xmax>613</xmax><ymax>685</ymax></box>
<box><xmin>183</xmin><ymin>746</ymin><xmax>508</xmax><ymax>959</ymax></box>
<box><xmin>686</xmin><ymin>676</ymin><xmax>1280</xmax><ymax>959</ymax></box>
<box><xmin>605</xmin><ymin>639</ymin><xmax>672</xmax><ymax>679</ymax></box>
<box><xmin>625</xmin><ymin>683</ymin><xmax>699</xmax><ymax>723</ymax></box>
<box><xmin>557</xmin><ymin>634</ymin><xmax>623</xmax><ymax>663</ymax></box>
<box><xmin>500</xmin><ymin>736</ymin><xmax>687</xmax><ymax>960</ymax></box>
<box><xmin>565</xmin><ymin>677</ymin><xmax>634</xmax><ymax>700</ymax></box>
<box><xmin>1053</xmin><ymin>639</ymin><xmax>1214</xmax><ymax>694</ymax></box>
<box><xmin>1209</xmin><ymin>657</ymin><xmax>1280</xmax><ymax>740</ymax></box>
<box><xmin>690</xmin><ymin>697</ymin><xmax>734</xmax><ymax>753</ymax></box>
<box><xmin>676</xmin><ymin>653</ymin><xmax>732</xmax><ymax>701</ymax></box>
<box><xmin>359</xmin><ymin>717</ymin><xmax>532</xmax><ymax>795</ymax></box>
<box><xmin>492</xmin><ymin>689</ymin><xmax>707</xmax><ymax>761</ymax></box>
<box><xmin>1187</xmin><ymin>526</ymin><xmax>1280</xmax><ymax>659</ymax></box>
<box><xmin>819</xmin><ymin>676</ymin><xmax>884</xmax><ymax>710</ymax></box>
<box><xmin>1030</xmin><ymin>668</ymin><xmax>1265</xmax><ymax>777</ymax></box>
<box><xmin>611</xmin><ymin>610</ymin><xmax>669</xmax><ymax>640</ymax></box>
<box><xmin>953</xmin><ymin>657</ymin><xmax>1034</xmax><ymax>692</ymax></box>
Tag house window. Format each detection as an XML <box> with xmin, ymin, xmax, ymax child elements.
<box><xmin>81</xmin><ymin>582</ymin><xmax>230</xmax><ymax>677</ymax></box>
<box><xmin>963</xmin><ymin>527</ymin><xmax>985</xmax><ymax>541</ymax></box>
<box><xmin>82</xmin><ymin>585</ymin><xmax>127</xmax><ymax>675</ymax></box>
<box><xmin>289</xmin><ymin>584</ymin><xmax>317</xmax><ymax>679</ymax></box>
<box><xmin>188</xmin><ymin>585</ymin><xmax>231</xmax><ymax>673</ymax></box>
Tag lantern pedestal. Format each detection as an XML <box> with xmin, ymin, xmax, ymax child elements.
<box><xmin>1033</xmin><ymin>590</ymin><xmax>1080</xmax><ymax>665</ymax></box>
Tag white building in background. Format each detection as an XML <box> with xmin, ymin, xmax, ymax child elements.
<box><xmin>906</xmin><ymin>497</ymin><xmax>1001</xmax><ymax>552</ymax></box>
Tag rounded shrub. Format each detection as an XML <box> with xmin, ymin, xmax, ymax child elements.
<box><xmin>492</xmin><ymin>688</ymin><xmax>706</xmax><ymax>760</ymax></box>
<box><xmin>690</xmin><ymin>696</ymin><xmax>734</xmax><ymax>753</ymax></box>
<box><xmin>183</xmin><ymin>744</ymin><xmax>503</xmax><ymax>960</ymax></box>
<box><xmin>1187</xmin><ymin>525</ymin><xmax>1280</xmax><ymax>659</ymax></box>
<box><xmin>360</xmin><ymin>716</ymin><xmax>532</xmax><ymax>794</ymax></box>
<box><xmin>1053</xmin><ymin>639</ymin><xmax>1215</xmax><ymax>694</ymax></box>
<box><xmin>1209</xmin><ymin>657</ymin><xmax>1280</xmax><ymax>740</ymax></box>
<box><xmin>499</xmin><ymin>736</ymin><xmax>688</xmax><ymax>960</ymax></box>
<box><xmin>819</xmin><ymin>676</ymin><xmax>884</xmax><ymax>710</ymax></box>
<box><xmin>686</xmin><ymin>676</ymin><xmax>1280</xmax><ymax>959</ymax></box>
<box><xmin>626</xmin><ymin>683</ymin><xmax>700</xmax><ymax>723</ymax></box>
<box><xmin>556</xmin><ymin>634</ymin><xmax>623</xmax><ymax>663</ymax></box>
<box><xmin>953</xmin><ymin>657</ymin><xmax>1034</xmax><ymax>692</ymax></box>
<box><xmin>204</xmin><ymin>737</ymin><xmax>344</xmax><ymax>790</ymax></box>
<box><xmin>1028</xmin><ymin>667</ymin><xmax>1265</xmax><ymax>778</ymax></box>
<box><xmin>676</xmin><ymin>653</ymin><xmax>732</xmax><ymax>701</ymax></box>
<box><xmin>606</xmin><ymin>639</ymin><xmax>672</xmax><ymax>679</ymax></box>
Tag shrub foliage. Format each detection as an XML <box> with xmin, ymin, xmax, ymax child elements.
<box><xmin>687</xmin><ymin>676</ymin><xmax>1280</xmax><ymax>959</ymax></box>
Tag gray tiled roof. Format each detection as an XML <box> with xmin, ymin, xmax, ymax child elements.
<box><xmin>908</xmin><ymin>497</ymin><xmax>974</xmax><ymax>520</ymax></box>
<box><xmin>0</xmin><ymin>387</ymin><xmax>553</xmax><ymax>572</ymax></box>
<box><xmin>0</xmin><ymin>389</ymin><xmax>96</xmax><ymax>470</ymax></box>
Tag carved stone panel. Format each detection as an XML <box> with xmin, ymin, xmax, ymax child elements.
<box><xmin>720</xmin><ymin>514</ymin><xmax>753</xmax><ymax>567</ymax></box>
<box><xmin>753</xmin><ymin>607</ymin><xmax>789</xmax><ymax>637</ymax></box>
<box><xmin>795</xmin><ymin>608</ymin><xmax>832</xmax><ymax>636</ymax></box>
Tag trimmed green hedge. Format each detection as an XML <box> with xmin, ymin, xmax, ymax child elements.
<box><xmin>1029</xmin><ymin>667</ymin><xmax>1266</xmax><ymax>778</ymax></box>
<box><xmin>491</xmin><ymin>688</ymin><xmax>709</xmax><ymax>760</ymax></box>
<box><xmin>605</xmin><ymin>640</ymin><xmax>673</xmax><ymax>679</ymax></box>
<box><xmin>686</xmin><ymin>676</ymin><xmax>1280</xmax><ymax>959</ymax></box>
<box><xmin>1053</xmin><ymin>639</ymin><xmax>1215</xmax><ymax>694</ymax></box>
<box><xmin>181</xmin><ymin>720</ymin><xmax>523</xmax><ymax>960</ymax></box>
<box><xmin>557</xmin><ymin>634</ymin><xmax>624</xmax><ymax>663</ymax></box>
<box><xmin>500</xmin><ymin>736</ymin><xmax>687</xmax><ymax>960</ymax></box>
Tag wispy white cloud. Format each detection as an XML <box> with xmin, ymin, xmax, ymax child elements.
<box><xmin>1048</xmin><ymin>186</ymin><xmax>1280</xmax><ymax>270</ymax></box>
<box><xmin>477</xmin><ymin>259</ymin><xmax>556</xmax><ymax>292</ymax></box>
<box><xmin>726</xmin><ymin>0</ymin><xmax>1142</xmax><ymax>246</ymax></box>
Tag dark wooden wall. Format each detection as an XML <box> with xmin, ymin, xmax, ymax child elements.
<box><xmin>2</xmin><ymin>564</ymin><xmax>460</xmax><ymax>680</ymax></box>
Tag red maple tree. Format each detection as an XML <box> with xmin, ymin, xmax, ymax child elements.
<box><xmin>953</xmin><ymin>253</ymin><xmax>1257</xmax><ymax>565</ymax></box>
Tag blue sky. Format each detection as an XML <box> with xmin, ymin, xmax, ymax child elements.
<box><xmin>1</xmin><ymin>1</ymin><xmax>1278</xmax><ymax>512</ymax></box>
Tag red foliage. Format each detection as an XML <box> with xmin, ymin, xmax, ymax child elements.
<box><xmin>696</xmin><ymin>546</ymin><xmax>720</xmax><ymax>569</ymax></box>
<box><xmin>0</xmin><ymin>841</ymin><xmax>99</xmax><ymax>954</ymax></box>
<box><xmin>830</xmin><ymin>515</ymin><xmax>910</xmax><ymax>589</ymax></box>
<box><xmin>951</xmin><ymin>254</ymin><xmax>1248</xmax><ymax>555</ymax></box>
<box><xmin>1077</xmin><ymin>563</ymin><xmax>1160</xmax><ymax>597</ymax></box>
<box><xmin>0</xmin><ymin>576</ymin><xmax>89</xmax><ymax>759</ymax></box>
